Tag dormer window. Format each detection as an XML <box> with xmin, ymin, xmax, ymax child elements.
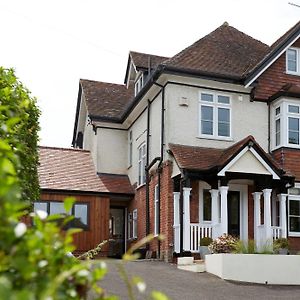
<box><xmin>286</xmin><ymin>48</ymin><xmax>299</xmax><ymax>75</ymax></box>
<box><xmin>135</xmin><ymin>74</ymin><xmax>144</xmax><ymax>96</ymax></box>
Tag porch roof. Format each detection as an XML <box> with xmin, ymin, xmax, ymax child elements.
<box><xmin>169</xmin><ymin>136</ymin><xmax>292</xmax><ymax>179</ymax></box>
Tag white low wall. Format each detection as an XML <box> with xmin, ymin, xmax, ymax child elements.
<box><xmin>206</xmin><ymin>254</ymin><xmax>300</xmax><ymax>285</ymax></box>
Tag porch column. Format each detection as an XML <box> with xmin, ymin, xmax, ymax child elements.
<box><xmin>252</xmin><ymin>192</ymin><xmax>262</xmax><ymax>246</ymax></box>
<box><xmin>173</xmin><ymin>192</ymin><xmax>180</xmax><ymax>253</ymax></box>
<box><xmin>210</xmin><ymin>189</ymin><xmax>219</xmax><ymax>239</ymax></box>
<box><xmin>183</xmin><ymin>187</ymin><xmax>192</xmax><ymax>251</ymax></box>
<box><xmin>219</xmin><ymin>186</ymin><xmax>229</xmax><ymax>235</ymax></box>
<box><xmin>278</xmin><ymin>194</ymin><xmax>288</xmax><ymax>239</ymax></box>
<box><xmin>263</xmin><ymin>189</ymin><xmax>273</xmax><ymax>241</ymax></box>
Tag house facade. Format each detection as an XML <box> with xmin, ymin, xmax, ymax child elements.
<box><xmin>70</xmin><ymin>21</ymin><xmax>300</xmax><ymax>260</ymax></box>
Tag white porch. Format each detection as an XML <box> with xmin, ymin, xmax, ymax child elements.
<box><xmin>173</xmin><ymin>185</ymin><xmax>288</xmax><ymax>253</ymax></box>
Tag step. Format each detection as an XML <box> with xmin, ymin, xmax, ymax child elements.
<box><xmin>177</xmin><ymin>263</ymin><xmax>206</xmax><ymax>273</ymax></box>
<box><xmin>177</xmin><ymin>257</ymin><xmax>194</xmax><ymax>266</ymax></box>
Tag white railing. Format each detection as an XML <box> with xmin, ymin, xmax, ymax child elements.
<box><xmin>190</xmin><ymin>223</ymin><xmax>213</xmax><ymax>252</ymax></box>
<box><xmin>272</xmin><ymin>226</ymin><xmax>282</xmax><ymax>240</ymax></box>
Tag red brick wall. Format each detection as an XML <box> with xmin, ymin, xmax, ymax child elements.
<box><xmin>190</xmin><ymin>181</ymin><xmax>199</xmax><ymax>223</ymax></box>
<box><xmin>254</xmin><ymin>40</ymin><xmax>300</xmax><ymax>100</ymax></box>
<box><xmin>288</xmin><ymin>237</ymin><xmax>300</xmax><ymax>251</ymax></box>
<box><xmin>272</xmin><ymin>147</ymin><xmax>300</xmax><ymax>181</ymax></box>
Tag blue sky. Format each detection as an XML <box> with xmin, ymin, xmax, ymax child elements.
<box><xmin>0</xmin><ymin>0</ymin><xmax>299</xmax><ymax>147</ymax></box>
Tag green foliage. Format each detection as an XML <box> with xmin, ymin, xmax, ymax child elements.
<box><xmin>208</xmin><ymin>234</ymin><xmax>238</xmax><ymax>253</ymax></box>
<box><xmin>273</xmin><ymin>238</ymin><xmax>290</xmax><ymax>251</ymax></box>
<box><xmin>200</xmin><ymin>237</ymin><xmax>213</xmax><ymax>246</ymax></box>
<box><xmin>233</xmin><ymin>240</ymin><xmax>256</xmax><ymax>254</ymax></box>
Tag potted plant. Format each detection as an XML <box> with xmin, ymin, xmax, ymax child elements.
<box><xmin>273</xmin><ymin>238</ymin><xmax>290</xmax><ymax>255</ymax></box>
<box><xmin>199</xmin><ymin>237</ymin><xmax>213</xmax><ymax>260</ymax></box>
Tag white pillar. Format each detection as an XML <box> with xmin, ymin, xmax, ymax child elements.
<box><xmin>252</xmin><ymin>192</ymin><xmax>262</xmax><ymax>248</ymax></box>
<box><xmin>183</xmin><ymin>187</ymin><xmax>192</xmax><ymax>251</ymax></box>
<box><xmin>173</xmin><ymin>192</ymin><xmax>180</xmax><ymax>253</ymax></box>
<box><xmin>278</xmin><ymin>194</ymin><xmax>288</xmax><ymax>239</ymax></box>
<box><xmin>263</xmin><ymin>189</ymin><xmax>273</xmax><ymax>241</ymax></box>
<box><xmin>210</xmin><ymin>189</ymin><xmax>219</xmax><ymax>239</ymax></box>
<box><xmin>219</xmin><ymin>186</ymin><xmax>229</xmax><ymax>235</ymax></box>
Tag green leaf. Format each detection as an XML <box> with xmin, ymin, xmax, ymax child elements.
<box><xmin>151</xmin><ymin>291</ymin><xmax>169</xmax><ymax>300</ymax></box>
<box><xmin>64</xmin><ymin>197</ymin><xmax>75</xmax><ymax>213</ymax></box>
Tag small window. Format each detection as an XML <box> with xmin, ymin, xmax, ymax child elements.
<box><xmin>34</xmin><ymin>202</ymin><xmax>48</xmax><ymax>212</ymax></box>
<box><xmin>218</xmin><ymin>108</ymin><xmax>230</xmax><ymax>137</ymax></box>
<box><xmin>287</xmin><ymin>49</ymin><xmax>298</xmax><ymax>73</ymax></box>
<box><xmin>138</xmin><ymin>143</ymin><xmax>146</xmax><ymax>186</ymax></box>
<box><xmin>289</xmin><ymin>199</ymin><xmax>300</xmax><ymax>233</ymax></box>
<box><xmin>74</xmin><ymin>204</ymin><xmax>88</xmax><ymax>228</ymax></box>
<box><xmin>203</xmin><ymin>190</ymin><xmax>212</xmax><ymax>222</ymax></box>
<box><xmin>135</xmin><ymin>74</ymin><xmax>144</xmax><ymax>96</ymax></box>
<box><xmin>218</xmin><ymin>95</ymin><xmax>230</xmax><ymax>104</ymax></box>
<box><xmin>132</xmin><ymin>209</ymin><xmax>138</xmax><ymax>239</ymax></box>
<box><xmin>201</xmin><ymin>106</ymin><xmax>213</xmax><ymax>135</ymax></box>
<box><xmin>275</xmin><ymin>119</ymin><xmax>280</xmax><ymax>146</ymax></box>
<box><xmin>50</xmin><ymin>202</ymin><xmax>70</xmax><ymax>216</ymax></box>
<box><xmin>289</xmin><ymin>188</ymin><xmax>300</xmax><ymax>195</ymax></box>
<box><xmin>275</xmin><ymin>107</ymin><xmax>281</xmax><ymax>115</ymax></box>
<box><xmin>289</xmin><ymin>105</ymin><xmax>300</xmax><ymax>114</ymax></box>
<box><xmin>154</xmin><ymin>185</ymin><xmax>159</xmax><ymax>236</ymax></box>
<box><xmin>201</xmin><ymin>93</ymin><xmax>213</xmax><ymax>102</ymax></box>
<box><xmin>288</xmin><ymin>117</ymin><xmax>299</xmax><ymax>145</ymax></box>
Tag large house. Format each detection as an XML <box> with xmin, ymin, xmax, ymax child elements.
<box><xmin>40</xmin><ymin>20</ymin><xmax>300</xmax><ymax>260</ymax></box>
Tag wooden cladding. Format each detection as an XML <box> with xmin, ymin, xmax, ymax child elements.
<box><xmin>40</xmin><ymin>192</ymin><xmax>110</xmax><ymax>255</ymax></box>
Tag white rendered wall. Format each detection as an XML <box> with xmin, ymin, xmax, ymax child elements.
<box><xmin>83</xmin><ymin>123</ymin><xmax>98</xmax><ymax>170</ymax></box>
<box><xmin>96</xmin><ymin>128</ymin><xmax>127</xmax><ymax>174</ymax></box>
<box><xmin>165</xmin><ymin>79</ymin><xmax>268</xmax><ymax>151</ymax></box>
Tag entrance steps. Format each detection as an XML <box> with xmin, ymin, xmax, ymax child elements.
<box><xmin>177</xmin><ymin>257</ymin><xmax>206</xmax><ymax>273</ymax></box>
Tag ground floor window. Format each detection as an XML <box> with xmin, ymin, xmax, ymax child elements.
<box><xmin>34</xmin><ymin>201</ymin><xmax>89</xmax><ymax>230</ymax></box>
<box><xmin>128</xmin><ymin>209</ymin><xmax>138</xmax><ymax>239</ymax></box>
<box><xmin>289</xmin><ymin>197</ymin><xmax>300</xmax><ymax>235</ymax></box>
<box><xmin>203</xmin><ymin>189</ymin><xmax>212</xmax><ymax>222</ymax></box>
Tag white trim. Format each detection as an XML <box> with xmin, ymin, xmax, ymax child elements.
<box><xmin>154</xmin><ymin>184</ymin><xmax>159</xmax><ymax>236</ymax></box>
<box><xmin>245</xmin><ymin>32</ymin><xmax>300</xmax><ymax>88</ymax></box>
<box><xmin>217</xmin><ymin>146</ymin><xmax>280</xmax><ymax>180</ymax></box>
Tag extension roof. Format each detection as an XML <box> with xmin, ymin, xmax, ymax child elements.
<box><xmin>38</xmin><ymin>146</ymin><xmax>133</xmax><ymax>195</ymax></box>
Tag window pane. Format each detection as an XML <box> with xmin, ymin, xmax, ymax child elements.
<box><xmin>218</xmin><ymin>108</ymin><xmax>230</xmax><ymax>122</ymax></box>
<box><xmin>289</xmin><ymin>131</ymin><xmax>299</xmax><ymax>144</ymax></box>
<box><xmin>202</xmin><ymin>121</ymin><xmax>213</xmax><ymax>135</ymax></box>
<box><xmin>50</xmin><ymin>202</ymin><xmax>67</xmax><ymax>215</ymax></box>
<box><xmin>290</xmin><ymin>217</ymin><xmax>300</xmax><ymax>232</ymax></box>
<box><xmin>201</xmin><ymin>93</ymin><xmax>213</xmax><ymax>102</ymax></box>
<box><xmin>289</xmin><ymin>188</ymin><xmax>300</xmax><ymax>195</ymax></box>
<box><xmin>74</xmin><ymin>204</ymin><xmax>88</xmax><ymax>226</ymax></box>
<box><xmin>289</xmin><ymin>117</ymin><xmax>299</xmax><ymax>131</ymax></box>
<box><xmin>290</xmin><ymin>200</ymin><xmax>300</xmax><ymax>216</ymax></box>
<box><xmin>289</xmin><ymin>117</ymin><xmax>299</xmax><ymax>144</ymax></box>
<box><xmin>289</xmin><ymin>105</ymin><xmax>299</xmax><ymax>114</ymax></box>
<box><xmin>203</xmin><ymin>190</ymin><xmax>212</xmax><ymax>221</ymax></box>
<box><xmin>275</xmin><ymin>107</ymin><xmax>280</xmax><ymax>115</ymax></box>
<box><xmin>218</xmin><ymin>123</ymin><xmax>230</xmax><ymax>137</ymax></box>
<box><xmin>201</xmin><ymin>106</ymin><xmax>213</xmax><ymax>120</ymax></box>
<box><xmin>287</xmin><ymin>49</ymin><xmax>297</xmax><ymax>72</ymax></box>
<box><xmin>275</xmin><ymin>119</ymin><xmax>280</xmax><ymax>146</ymax></box>
<box><xmin>217</xmin><ymin>95</ymin><xmax>230</xmax><ymax>104</ymax></box>
<box><xmin>34</xmin><ymin>202</ymin><xmax>47</xmax><ymax>212</ymax></box>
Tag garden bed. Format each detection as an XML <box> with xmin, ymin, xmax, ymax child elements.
<box><xmin>205</xmin><ymin>254</ymin><xmax>300</xmax><ymax>285</ymax></box>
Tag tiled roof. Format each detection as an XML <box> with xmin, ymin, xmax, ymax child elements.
<box><xmin>98</xmin><ymin>173</ymin><xmax>134</xmax><ymax>195</ymax></box>
<box><xmin>38</xmin><ymin>147</ymin><xmax>134</xmax><ymax>194</ymax></box>
<box><xmin>270</xmin><ymin>83</ymin><xmax>300</xmax><ymax>101</ymax></box>
<box><xmin>80</xmin><ymin>79</ymin><xmax>134</xmax><ymax>120</ymax></box>
<box><xmin>169</xmin><ymin>136</ymin><xmax>284</xmax><ymax>175</ymax></box>
<box><xmin>129</xmin><ymin>51</ymin><xmax>169</xmax><ymax>70</ymax></box>
<box><xmin>38</xmin><ymin>146</ymin><xmax>108</xmax><ymax>193</ymax></box>
<box><xmin>163</xmin><ymin>23</ymin><xmax>269</xmax><ymax>79</ymax></box>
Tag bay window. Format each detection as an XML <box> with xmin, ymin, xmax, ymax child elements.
<box><xmin>199</xmin><ymin>91</ymin><xmax>231</xmax><ymax>139</ymax></box>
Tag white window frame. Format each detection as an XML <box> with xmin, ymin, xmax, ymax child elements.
<box><xmin>288</xmin><ymin>185</ymin><xmax>300</xmax><ymax>237</ymax></box>
<box><xmin>199</xmin><ymin>182</ymin><xmax>213</xmax><ymax>224</ymax></box>
<box><xmin>198</xmin><ymin>90</ymin><xmax>232</xmax><ymax>140</ymax></box>
<box><xmin>128</xmin><ymin>130</ymin><xmax>133</xmax><ymax>168</ymax></box>
<box><xmin>286</xmin><ymin>47</ymin><xmax>300</xmax><ymax>75</ymax></box>
<box><xmin>154</xmin><ymin>185</ymin><xmax>159</xmax><ymax>236</ymax></box>
<box><xmin>275</xmin><ymin>105</ymin><xmax>281</xmax><ymax>147</ymax></box>
<box><xmin>132</xmin><ymin>209</ymin><xmax>138</xmax><ymax>239</ymax></box>
<box><xmin>138</xmin><ymin>142</ymin><xmax>146</xmax><ymax>186</ymax></box>
<box><xmin>134</xmin><ymin>74</ymin><xmax>144</xmax><ymax>96</ymax></box>
<box><xmin>128</xmin><ymin>212</ymin><xmax>132</xmax><ymax>239</ymax></box>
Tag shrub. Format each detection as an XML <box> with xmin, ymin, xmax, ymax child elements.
<box><xmin>200</xmin><ymin>237</ymin><xmax>213</xmax><ymax>246</ymax></box>
<box><xmin>233</xmin><ymin>239</ymin><xmax>256</xmax><ymax>254</ymax></box>
<box><xmin>208</xmin><ymin>234</ymin><xmax>238</xmax><ymax>253</ymax></box>
<box><xmin>273</xmin><ymin>238</ymin><xmax>290</xmax><ymax>251</ymax></box>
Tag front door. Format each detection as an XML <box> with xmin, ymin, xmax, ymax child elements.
<box><xmin>227</xmin><ymin>191</ymin><xmax>240</xmax><ymax>237</ymax></box>
<box><xmin>108</xmin><ymin>208</ymin><xmax>125</xmax><ymax>258</ymax></box>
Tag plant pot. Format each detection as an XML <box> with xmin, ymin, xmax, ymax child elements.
<box><xmin>199</xmin><ymin>246</ymin><xmax>211</xmax><ymax>260</ymax></box>
<box><xmin>278</xmin><ymin>248</ymin><xmax>288</xmax><ymax>255</ymax></box>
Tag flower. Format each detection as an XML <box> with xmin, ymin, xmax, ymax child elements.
<box><xmin>136</xmin><ymin>281</ymin><xmax>146</xmax><ymax>293</ymax></box>
<box><xmin>38</xmin><ymin>260</ymin><xmax>48</xmax><ymax>268</ymax></box>
<box><xmin>77</xmin><ymin>269</ymin><xmax>89</xmax><ymax>277</ymax></box>
<box><xmin>14</xmin><ymin>222</ymin><xmax>27</xmax><ymax>237</ymax></box>
<box><xmin>35</xmin><ymin>210</ymin><xmax>48</xmax><ymax>220</ymax></box>
<box><xmin>208</xmin><ymin>234</ymin><xmax>238</xmax><ymax>253</ymax></box>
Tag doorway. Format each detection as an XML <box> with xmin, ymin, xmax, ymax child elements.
<box><xmin>227</xmin><ymin>191</ymin><xmax>240</xmax><ymax>237</ymax></box>
<box><xmin>108</xmin><ymin>207</ymin><xmax>125</xmax><ymax>258</ymax></box>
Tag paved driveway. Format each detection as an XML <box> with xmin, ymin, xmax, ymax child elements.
<box><xmin>93</xmin><ymin>260</ymin><xmax>300</xmax><ymax>300</ymax></box>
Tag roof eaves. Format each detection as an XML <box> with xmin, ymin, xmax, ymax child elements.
<box><xmin>72</xmin><ymin>82</ymin><xmax>83</xmax><ymax>147</ymax></box>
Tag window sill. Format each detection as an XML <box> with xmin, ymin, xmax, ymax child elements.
<box><xmin>286</xmin><ymin>71</ymin><xmax>300</xmax><ymax>76</ymax></box>
<box><xmin>128</xmin><ymin>237</ymin><xmax>138</xmax><ymax>241</ymax></box>
<box><xmin>288</xmin><ymin>232</ymin><xmax>300</xmax><ymax>237</ymax></box>
<box><xmin>136</xmin><ymin>183</ymin><xmax>146</xmax><ymax>190</ymax></box>
<box><xmin>197</xmin><ymin>135</ymin><xmax>233</xmax><ymax>142</ymax></box>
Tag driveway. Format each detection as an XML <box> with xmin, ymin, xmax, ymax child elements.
<box><xmin>92</xmin><ymin>260</ymin><xmax>300</xmax><ymax>300</ymax></box>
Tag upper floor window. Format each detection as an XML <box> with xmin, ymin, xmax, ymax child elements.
<box><xmin>199</xmin><ymin>91</ymin><xmax>231</xmax><ymax>139</ymax></box>
<box><xmin>135</xmin><ymin>74</ymin><xmax>144</xmax><ymax>96</ymax></box>
<box><xmin>138</xmin><ymin>142</ymin><xmax>146</xmax><ymax>186</ymax></box>
<box><xmin>286</xmin><ymin>48</ymin><xmax>300</xmax><ymax>75</ymax></box>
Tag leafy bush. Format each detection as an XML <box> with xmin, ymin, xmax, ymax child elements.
<box><xmin>208</xmin><ymin>234</ymin><xmax>238</xmax><ymax>253</ymax></box>
<box><xmin>233</xmin><ymin>239</ymin><xmax>256</xmax><ymax>254</ymax></box>
<box><xmin>200</xmin><ymin>237</ymin><xmax>213</xmax><ymax>246</ymax></box>
<box><xmin>273</xmin><ymin>238</ymin><xmax>290</xmax><ymax>252</ymax></box>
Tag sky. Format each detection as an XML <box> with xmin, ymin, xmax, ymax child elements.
<box><xmin>0</xmin><ymin>0</ymin><xmax>299</xmax><ymax>148</ymax></box>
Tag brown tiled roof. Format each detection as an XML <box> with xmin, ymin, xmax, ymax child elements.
<box><xmin>38</xmin><ymin>146</ymin><xmax>108</xmax><ymax>193</ymax></box>
<box><xmin>98</xmin><ymin>173</ymin><xmax>134</xmax><ymax>195</ymax></box>
<box><xmin>164</xmin><ymin>23</ymin><xmax>269</xmax><ymax>79</ymax></box>
<box><xmin>80</xmin><ymin>79</ymin><xmax>134</xmax><ymax>120</ymax></box>
<box><xmin>169</xmin><ymin>136</ymin><xmax>284</xmax><ymax>175</ymax></box>
<box><xmin>129</xmin><ymin>51</ymin><xmax>169</xmax><ymax>70</ymax></box>
<box><xmin>270</xmin><ymin>83</ymin><xmax>300</xmax><ymax>101</ymax></box>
